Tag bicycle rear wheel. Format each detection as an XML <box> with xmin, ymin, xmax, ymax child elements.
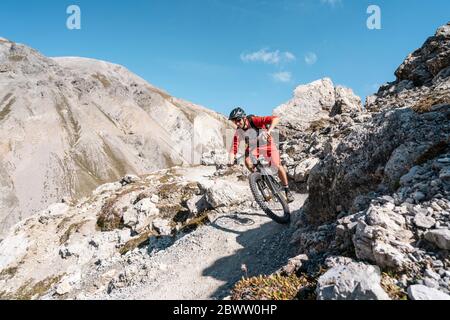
<box><xmin>249</xmin><ymin>172</ymin><xmax>291</xmax><ymax>224</ymax></box>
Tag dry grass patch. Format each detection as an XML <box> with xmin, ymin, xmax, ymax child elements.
<box><xmin>119</xmin><ymin>230</ymin><xmax>156</xmax><ymax>255</ymax></box>
<box><xmin>97</xmin><ymin>197</ymin><xmax>125</xmax><ymax>232</ymax></box>
<box><xmin>91</xmin><ymin>73</ymin><xmax>111</xmax><ymax>88</ymax></box>
<box><xmin>412</xmin><ymin>93</ymin><xmax>450</xmax><ymax>113</ymax></box>
<box><xmin>381</xmin><ymin>272</ymin><xmax>407</xmax><ymax>300</ymax></box>
<box><xmin>0</xmin><ymin>267</ymin><xmax>18</xmax><ymax>281</ymax></box>
<box><xmin>308</xmin><ymin>118</ymin><xmax>331</xmax><ymax>132</ymax></box>
<box><xmin>8</xmin><ymin>55</ymin><xmax>25</xmax><ymax>62</ymax></box>
<box><xmin>59</xmin><ymin>220</ymin><xmax>89</xmax><ymax>245</ymax></box>
<box><xmin>232</xmin><ymin>273</ymin><xmax>316</xmax><ymax>300</ymax></box>
<box><xmin>0</xmin><ymin>274</ymin><xmax>64</xmax><ymax>300</ymax></box>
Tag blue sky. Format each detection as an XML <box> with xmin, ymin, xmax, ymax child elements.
<box><xmin>0</xmin><ymin>0</ymin><xmax>449</xmax><ymax>116</ymax></box>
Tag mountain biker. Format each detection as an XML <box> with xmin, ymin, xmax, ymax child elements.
<box><xmin>228</xmin><ymin>107</ymin><xmax>294</xmax><ymax>203</ymax></box>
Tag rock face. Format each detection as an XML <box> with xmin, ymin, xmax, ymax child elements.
<box><xmin>283</xmin><ymin>22</ymin><xmax>450</xmax><ymax>300</ymax></box>
<box><xmin>0</xmin><ymin>39</ymin><xmax>232</xmax><ymax>238</ymax></box>
<box><xmin>274</xmin><ymin>78</ymin><xmax>362</xmax><ymax>135</ymax></box>
<box><xmin>275</xmin><ymin>78</ymin><xmax>363</xmax><ymax>189</ymax></box>
<box><xmin>332</xmin><ymin>86</ymin><xmax>364</xmax><ymax>116</ymax></box>
<box><xmin>316</xmin><ymin>259</ymin><xmax>390</xmax><ymax>300</ymax></box>
<box><xmin>366</xmin><ymin>22</ymin><xmax>450</xmax><ymax>112</ymax></box>
<box><xmin>301</xmin><ymin>24</ymin><xmax>450</xmax><ymax>224</ymax></box>
<box><xmin>304</xmin><ymin>107</ymin><xmax>449</xmax><ymax>225</ymax></box>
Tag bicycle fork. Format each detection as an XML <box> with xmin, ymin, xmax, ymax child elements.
<box><xmin>257</xmin><ymin>179</ymin><xmax>272</xmax><ymax>201</ymax></box>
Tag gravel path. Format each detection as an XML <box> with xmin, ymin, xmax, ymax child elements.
<box><xmin>104</xmin><ymin>194</ymin><xmax>307</xmax><ymax>300</ymax></box>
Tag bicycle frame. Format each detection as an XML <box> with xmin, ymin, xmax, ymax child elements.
<box><xmin>234</xmin><ymin>142</ymin><xmax>283</xmax><ymax>195</ymax></box>
<box><xmin>250</xmin><ymin>154</ymin><xmax>283</xmax><ymax>197</ymax></box>
<box><xmin>235</xmin><ymin>149</ymin><xmax>291</xmax><ymax>224</ymax></box>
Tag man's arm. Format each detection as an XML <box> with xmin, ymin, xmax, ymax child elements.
<box><xmin>267</xmin><ymin>116</ymin><xmax>280</xmax><ymax>135</ymax></box>
<box><xmin>229</xmin><ymin>131</ymin><xmax>240</xmax><ymax>164</ymax></box>
<box><xmin>252</xmin><ymin>116</ymin><xmax>280</xmax><ymax>136</ymax></box>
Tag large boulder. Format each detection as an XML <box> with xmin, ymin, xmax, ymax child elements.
<box><xmin>331</xmin><ymin>86</ymin><xmax>363</xmax><ymax>116</ymax></box>
<box><xmin>292</xmin><ymin>157</ymin><xmax>320</xmax><ymax>183</ymax></box>
<box><xmin>122</xmin><ymin>198</ymin><xmax>160</xmax><ymax>232</ymax></box>
<box><xmin>202</xmin><ymin>180</ymin><xmax>252</xmax><ymax>208</ymax></box>
<box><xmin>274</xmin><ymin>78</ymin><xmax>362</xmax><ymax>135</ymax></box>
<box><xmin>316</xmin><ymin>260</ymin><xmax>390</xmax><ymax>300</ymax></box>
<box><xmin>407</xmin><ymin>285</ymin><xmax>450</xmax><ymax>300</ymax></box>
<box><xmin>424</xmin><ymin>229</ymin><xmax>450</xmax><ymax>250</ymax></box>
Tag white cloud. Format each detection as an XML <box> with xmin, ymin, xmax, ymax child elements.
<box><xmin>321</xmin><ymin>0</ymin><xmax>342</xmax><ymax>6</ymax></box>
<box><xmin>271</xmin><ymin>71</ymin><xmax>292</xmax><ymax>83</ymax></box>
<box><xmin>284</xmin><ymin>51</ymin><xmax>296</xmax><ymax>62</ymax></box>
<box><xmin>304</xmin><ymin>52</ymin><xmax>318</xmax><ymax>65</ymax></box>
<box><xmin>240</xmin><ymin>49</ymin><xmax>296</xmax><ymax>65</ymax></box>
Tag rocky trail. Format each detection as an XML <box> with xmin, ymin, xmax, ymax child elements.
<box><xmin>94</xmin><ymin>194</ymin><xmax>307</xmax><ymax>300</ymax></box>
<box><xmin>0</xmin><ymin>164</ymin><xmax>308</xmax><ymax>300</ymax></box>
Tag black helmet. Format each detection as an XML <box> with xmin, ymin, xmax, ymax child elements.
<box><xmin>229</xmin><ymin>107</ymin><xmax>246</xmax><ymax>120</ymax></box>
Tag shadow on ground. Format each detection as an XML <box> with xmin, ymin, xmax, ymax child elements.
<box><xmin>203</xmin><ymin>204</ymin><xmax>305</xmax><ymax>299</ymax></box>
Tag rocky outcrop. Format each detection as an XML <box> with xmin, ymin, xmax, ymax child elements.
<box><xmin>329</xmin><ymin>150</ymin><xmax>450</xmax><ymax>295</ymax></box>
<box><xmin>0</xmin><ymin>165</ymin><xmax>252</xmax><ymax>299</ymax></box>
<box><xmin>0</xmin><ymin>39</ymin><xmax>232</xmax><ymax>238</ymax></box>
<box><xmin>282</xmin><ymin>22</ymin><xmax>450</xmax><ymax>300</ymax></box>
<box><xmin>304</xmin><ymin>107</ymin><xmax>449</xmax><ymax>225</ymax></box>
<box><xmin>274</xmin><ymin>78</ymin><xmax>362</xmax><ymax>136</ymax></box>
<box><xmin>301</xmin><ymin>24</ymin><xmax>450</xmax><ymax>224</ymax></box>
<box><xmin>276</xmin><ymin>79</ymin><xmax>364</xmax><ymax>189</ymax></box>
<box><xmin>366</xmin><ymin>22</ymin><xmax>450</xmax><ymax>112</ymax></box>
<box><xmin>316</xmin><ymin>258</ymin><xmax>390</xmax><ymax>300</ymax></box>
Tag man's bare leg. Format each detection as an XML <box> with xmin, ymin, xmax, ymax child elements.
<box><xmin>245</xmin><ymin>157</ymin><xmax>255</xmax><ymax>172</ymax></box>
<box><xmin>276</xmin><ymin>164</ymin><xmax>294</xmax><ymax>203</ymax></box>
<box><xmin>277</xmin><ymin>165</ymin><xmax>289</xmax><ymax>187</ymax></box>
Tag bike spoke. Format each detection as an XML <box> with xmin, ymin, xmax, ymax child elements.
<box><xmin>265</xmin><ymin>195</ymin><xmax>286</xmax><ymax>218</ymax></box>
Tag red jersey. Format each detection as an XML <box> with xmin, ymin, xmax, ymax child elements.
<box><xmin>231</xmin><ymin>116</ymin><xmax>278</xmax><ymax>155</ymax></box>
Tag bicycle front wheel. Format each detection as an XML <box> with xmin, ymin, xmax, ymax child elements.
<box><xmin>249</xmin><ymin>172</ymin><xmax>291</xmax><ymax>224</ymax></box>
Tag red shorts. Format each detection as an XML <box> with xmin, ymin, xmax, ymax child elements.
<box><xmin>245</xmin><ymin>142</ymin><xmax>280</xmax><ymax>167</ymax></box>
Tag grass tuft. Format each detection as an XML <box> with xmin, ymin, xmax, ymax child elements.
<box><xmin>231</xmin><ymin>273</ymin><xmax>316</xmax><ymax>300</ymax></box>
<box><xmin>412</xmin><ymin>94</ymin><xmax>450</xmax><ymax>113</ymax></box>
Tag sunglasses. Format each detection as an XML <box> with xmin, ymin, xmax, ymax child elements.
<box><xmin>232</xmin><ymin>118</ymin><xmax>243</xmax><ymax>124</ymax></box>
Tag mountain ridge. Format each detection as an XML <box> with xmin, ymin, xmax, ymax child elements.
<box><xmin>0</xmin><ymin>38</ymin><xmax>232</xmax><ymax>238</ymax></box>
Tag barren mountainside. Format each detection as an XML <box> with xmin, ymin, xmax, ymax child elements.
<box><xmin>0</xmin><ymin>38</ymin><xmax>231</xmax><ymax>237</ymax></box>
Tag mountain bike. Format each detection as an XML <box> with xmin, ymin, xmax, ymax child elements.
<box><xmin>234</xmin><ymin>152</ymin><xmax>291</xmax><ymax>224</ymax></box>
